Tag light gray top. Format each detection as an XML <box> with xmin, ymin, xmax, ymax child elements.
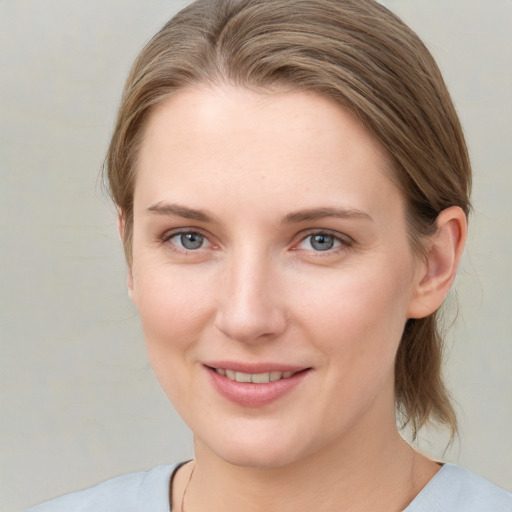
<box><xmin>24</xmin><ymin>462</ymin><xmax>512</xmax><ymax>512</ymax></box>
<box><xmin>404</xmin><ymin>463</ymin><xmax>512</xmax><ymax>511</ymax></box>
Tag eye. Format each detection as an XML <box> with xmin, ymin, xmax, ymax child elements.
<box><xmin>167</xmin><ymin>231</ymin><xmax>210</xmax><ymax>251</ymax></box>
<box><xmin>296</xmin><ymin>232</ymin><xmax>344</xmax><ymax>252</ymax></box>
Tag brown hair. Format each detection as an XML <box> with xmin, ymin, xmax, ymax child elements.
<box><xmin>105</xmin><ymin>0</ymin><xmax>471</xmax><ymax>438</ymax></box>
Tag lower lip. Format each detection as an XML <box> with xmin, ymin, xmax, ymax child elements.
<box><xmin>206</xmin><ymin>367</ymin><xmax>310</xmax><ymax>407</ymax></box>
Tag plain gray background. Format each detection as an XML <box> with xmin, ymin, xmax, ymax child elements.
<box><xmin>1</xmin><ymin>1</ymin><xmax>511</xmax><ymax>510</ymax></box>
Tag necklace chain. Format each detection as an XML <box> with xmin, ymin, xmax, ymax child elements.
<box><xmin>180</xmin><ymin>462</ymin><xmax>195</xmax><ymax>512</ymax></box>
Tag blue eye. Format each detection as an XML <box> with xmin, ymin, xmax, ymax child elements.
<box><xmin>298</xmin><ymin>233</ymin><xmax>343</xmax><ymax>252</ymax></box>
<box><xmin>170</xmin><ymin>231</ymin><xmax>208</xmax><ymax>250</ymax></box>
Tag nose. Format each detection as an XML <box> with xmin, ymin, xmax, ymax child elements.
<box><xmin>214</xmin><ymin>251</ymin><xmax>287</xmax><ymax>344</ymax></box>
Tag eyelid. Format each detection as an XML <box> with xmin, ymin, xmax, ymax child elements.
<box><xmin>158</xmin><ymin>227</ymin><xmax>353</xmax><ymax>254</ymax></box>
<box><xmin>160</xmin><ymin>227</ymin><xmax>216</xmax><ymax>252</ymax></box>
<box><xmin>293</xmin><ymin>229</ymin><xmax>354</xmax><ymax>252</ymax></box>
<box><xmin>161</xmin><ymin>227</ymin><xmax>203</xmax><ymax>242</ymax></box>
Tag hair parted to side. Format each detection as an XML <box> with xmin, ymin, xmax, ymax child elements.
<box><xmin>105</xmin><ymin>0</ymin><xmax>471</xmax><ymax>439</ymax></box>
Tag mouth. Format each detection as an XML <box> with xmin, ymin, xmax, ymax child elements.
<box><xmin>205</xmin><ymin>364</ymin><xmax>311</xmax><ymax>406</ymax></box>
<box><xmin>211</xmin><ymin>367</ymin><xmax>299</xmax><ymax>383</ymax></box>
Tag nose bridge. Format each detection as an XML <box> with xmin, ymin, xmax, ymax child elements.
<box><xmin>215</xmin><ymin>244</ymin><xmax>286</xmax><ymax>343</ymax></box>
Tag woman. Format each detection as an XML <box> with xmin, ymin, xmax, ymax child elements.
<box><xmin>25</xmin><ymin>0</ymin><xmax>512</xmax><ymax>510</ymax></box>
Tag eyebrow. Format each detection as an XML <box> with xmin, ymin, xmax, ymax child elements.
<box><xmin>146</xmin><ymin>202</ymin><xmax>215</xmax><ymax>222</ymax></box>
<box><xmin>283</xmin><ymin>207</ymin><xmax>373</xmax><ymax>224</ymax></box>
<box><xmin>146</xmin><ymin>202</ymin><xmax>373</xmax><ymax>224</ymax></box>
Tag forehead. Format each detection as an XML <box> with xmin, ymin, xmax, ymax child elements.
<box><xmin>135</xmin><ymin>84</ymin><xmax>402</xmax><ymax>219</ymax></box>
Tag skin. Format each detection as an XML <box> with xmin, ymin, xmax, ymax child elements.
<box><xmin>123</xmin><ymin>85</ymin><xmax>467</xmax><ymax>512</ymax></box>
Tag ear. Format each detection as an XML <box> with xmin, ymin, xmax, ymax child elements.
<box><xmin>117</xmin><ymin>210</ymin><xmax>134</xmax><ymax>299</ymax></box>
<box><xmin>407</xmin><ymin>206</ymin><xmax>468</xmax><ymax>319</ymax></box>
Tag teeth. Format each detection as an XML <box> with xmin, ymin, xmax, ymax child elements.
<box><xmin>251</xmin><ymin>372</ymin><xmax>271</xmax><ymax>384</ymax></box>
<box><xmin>235</xmin><ymin>371</ymin><xmax>252</xmax><ymax>383</ymax></box>
<box><xmin>269</xmin><ymin>371</ymin><xmax>282</xmax><ymax>382</ymax></box>
<box><xmin>215</xmin><ymin>368</ymin><xmax>297</xmax><ymax>383</ymax></box>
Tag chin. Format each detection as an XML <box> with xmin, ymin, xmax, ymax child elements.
<box><xmin>213</xmin><ymin>444</ymin><xmax>301</xmax><ymax>469</ymax></box>
<box><xmin>194</xmin><ymin>420</ymin><xmax>321</xmax><ymax>469</ymax></box>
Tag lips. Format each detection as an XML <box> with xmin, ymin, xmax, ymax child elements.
<box><xmin>204</xmin><ymin>362</ymin><xmax>311</xmax><ymax>407</ymax></box>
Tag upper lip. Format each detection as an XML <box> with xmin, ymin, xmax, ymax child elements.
<box><xmin>203</xmin><ymin>361</ymin><xmax>310</xmax><ymax>374</ymax></box>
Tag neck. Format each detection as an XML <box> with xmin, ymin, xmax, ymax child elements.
<box><xmin>179</xmin><ymin>417</ymin><xmax>439</xmax><ymax>512</ymax></box>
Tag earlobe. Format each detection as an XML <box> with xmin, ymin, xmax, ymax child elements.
<box><xmin>407</xmin><ymin>206</ymin><xmax>468</xmax><ymax>319</ymax></box>
<box><xmin>117</xmin><ymin>210</ymin><xmax>135</xmax><ymax>300</ymax></box>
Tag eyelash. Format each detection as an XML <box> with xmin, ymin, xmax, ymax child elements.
<box><xmin>159</xmin><ymin>229</ymin><xmax>353</xmax><ymax>255</ymax></box>
<box><xmin>293</xmin><ymin>230</ymin><xmax>353</xmax><ymax>255</ymax></box>
<box><xmin>160</xmin><ymin>229</ymin><xmax>213</xmax><ymax>254</ymax></box>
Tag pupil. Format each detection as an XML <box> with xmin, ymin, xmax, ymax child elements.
<box><xmin>311</xmin><ymin>234</ymin><xmax>334</xmax><ymax>251</ymax></box>
<box><xmin>181</xmin><ymin>232</ymin><xmax>203</xmax><ymax>250</ymax></box>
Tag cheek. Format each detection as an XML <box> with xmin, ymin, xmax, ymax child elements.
<box><xmin>298</xmin><ymin>264</ymin><xmax>411</xmax><ymax>340</ymax></box>
<box><xmin>133</xmin><ymin>280</ymin><xmax>211</xmax><ymax>422</ymax></box>
<box><xmin>291</xmin><ymin>256</ymin><xmax>415</xmax><ymax>394</ymax></box>
<box><xmin>131</xmin><ymin>262</ymin><xmax>215</xmax><ymax>374</ymax></box>
<box><xmin>293</xmin><ymin>264</ymin><xmax>413</xmax><ymax>421</ymax></box>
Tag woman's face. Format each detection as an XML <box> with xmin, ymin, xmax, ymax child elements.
<box><xmin>128</xmin><ymin>85</ymin><xmax>426</xmax><ymax>467</ymax></box>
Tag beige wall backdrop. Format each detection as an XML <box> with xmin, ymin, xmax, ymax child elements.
<box><xmin>1</xmin><ymin>1</ymin><xmax>511</xmax><ymax>510</ymax></box>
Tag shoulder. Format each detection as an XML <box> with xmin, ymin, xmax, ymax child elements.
<box><xmin>406</xmin><ymin>463</ymin><xmax>512</xmax><ymax>512</ymax></box>
<box><xmin>23</xmin><ymin>464</ymin><xmax>180</xmax><ymax>512</ymax></box>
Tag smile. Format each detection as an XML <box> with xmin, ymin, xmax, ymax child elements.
<box><xmin>213</xmin><ymin>368</ymin><xmax>297</xmax><ymax>383</ymax></box>
<box><xmin>206</xmin><ymin>364</ymin><xmax>311</xmax><ymax>407</ymax></box>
